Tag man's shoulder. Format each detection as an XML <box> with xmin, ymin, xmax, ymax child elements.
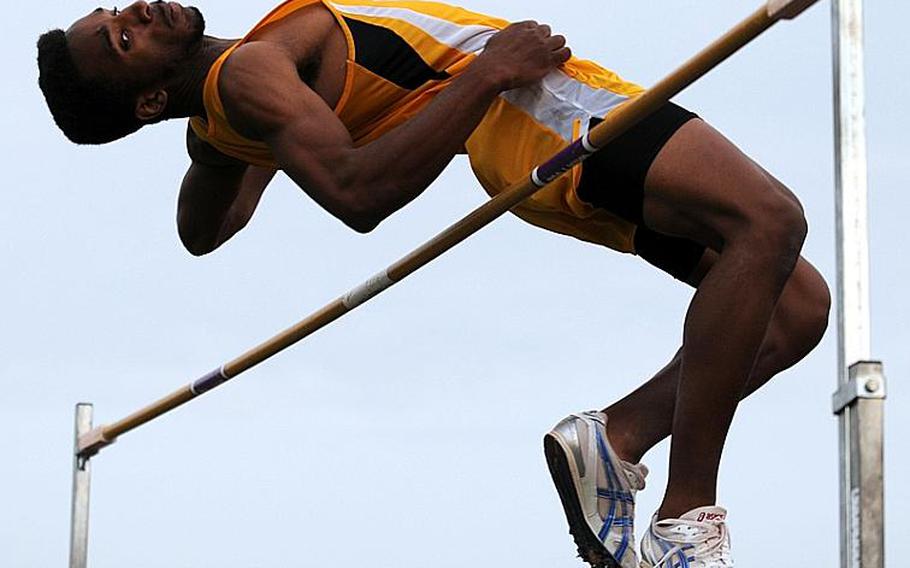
<box><xmin>217</xmin><ymin>42</ymin><xmax>300</xmax><ymax>138</ymax></box>
<box><xmin>219</xmin><ymin>42</ymin><xmax>296</xmax><ymax>100</ymax></box>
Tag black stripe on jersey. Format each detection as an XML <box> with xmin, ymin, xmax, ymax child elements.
<box><xmin>343</xmin><ymin>16</ymin><xmax>450</xmax><ymax>90</ymax></box>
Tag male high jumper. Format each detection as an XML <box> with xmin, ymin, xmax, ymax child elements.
<box><xmin>38</xmin><ymin>1</ymin><xmax>830</xmax><ymax>566</ymax></box>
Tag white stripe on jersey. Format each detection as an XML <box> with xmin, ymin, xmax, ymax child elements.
<box><xmin>542</xmin><ymin>73</ymin><xmax>630</xmax><ymax>119</ymax></box>
<box><xmin>502</xmin><ymin>72</ymin><xmax>629</xmax><ymax>141</ymax></box>
<box><xmin>329</xmin><ymin>2</ymin><xmax>498</xmax><ymax>54</ymax></box>
<box><xmin>330</xmin><ymin>2</ymin><xmax>630</xmax><ymax>141</ymax></box>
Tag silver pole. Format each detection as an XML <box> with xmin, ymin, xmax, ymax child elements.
<box><xmin>70</xmin><ymin>404</ymin><xmax>93</xmax><ymax>568</ymax></box>
<box><xmin>831</xmin><ymin>1</ymin><xmax>885</xmax><ymax>566</ymax></box>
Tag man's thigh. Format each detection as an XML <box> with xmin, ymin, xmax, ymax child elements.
<box><xmin>641</xmin><ymin>119</ymin><xmax>804</xmax><ymax>251</ymax></box>
<box><xmin>576</xmin><ymin>102</ymin><xmax>707</xmax><ymax>282</ymax></box>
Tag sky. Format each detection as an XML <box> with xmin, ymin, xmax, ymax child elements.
<box><xmin>1</xmin><ymin>1</ymin><xmax>907</xmax><ymax>567</ymax></box>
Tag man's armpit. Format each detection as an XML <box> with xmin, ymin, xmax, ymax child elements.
<box><xmin>185</xmin><ymin>124</ymin><xmax>246</xmax><ymax>169</ymax></box>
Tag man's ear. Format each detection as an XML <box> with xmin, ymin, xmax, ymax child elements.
<box><xmin>135</xmin><ymin>89</ymin><xmax>168</xmax><ymax>122</ymax></box>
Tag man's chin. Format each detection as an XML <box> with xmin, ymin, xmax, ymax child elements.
<box><xmin>188</xmin><ymin>5</ymin><xmax>206</xmax><ymax>40</ymax></box>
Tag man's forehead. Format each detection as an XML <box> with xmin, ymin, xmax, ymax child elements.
<box><xmin>65</xmin><ymin>10</ymin><xmax>114</xmax><ymax>78</ymax></box>
<box><xmin>66</xmin><ymin>8</ymin><xmax>104</xmax><ymax>36</ymax></box>
<box><xmin>69</xmin><ymin>8</ymin><xmax>123</xmax><ymax>53</ymax></box>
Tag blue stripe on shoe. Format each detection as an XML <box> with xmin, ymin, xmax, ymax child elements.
<box><xmin>596</xmin><ymin>429</ymin><xmax>618</xmax><ymax>540</ymax></box>
<box><xmin>597</xmin><ymin>489</ymin><xmax>635</xmax><ymax>503</ymax></box>
<box><xmin>596</xmin><ymin>430</ymin><xmax>629</xmax><ymax>496</ymax></box>
<box><xmin>598</xmin><ymin>493</ymin><xmax>618</xmax><ymax>541</ymax></box>
<box><xmin>652</xmin><ymin>532</ymin><xmax>692</xmax><ymax>568</ymax></box>
<box><xmin>679</xmin><ymin>544</ymin><xmax>695</xmax><ymax>568</ymax></box>
<box><xmin>656</xmin><ymin>527</ymin><xmax>673</xmax><ymax>554</ymax></box>
<box><xmin>595</xmin><ymin>429</ymin><xmax>632</xmax><ymax>559</ymax></box>
<box><xmin>618</xmin><ymin>500</ymin><xmax>631</xmax><ymax>561</ymax></box>
<box><xmin>614</xmin><ymin>530</ymin><xmax>630</xmax><ymax>561</ymax></box>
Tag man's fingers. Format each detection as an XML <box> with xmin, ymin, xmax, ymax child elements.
<box><xmin>546</xmin><ymin>34</ymin><xmax>567</xmax><ymax>50</ymax></box>
<box><xmin>536</xmin><ymin>24</ymin><xmax>552</xmax><ymax>37</ymax></box>
<box><xmin>552</xmin><ymin>46</ymin><xmax>572</xmax><ymax>64</ymax></box>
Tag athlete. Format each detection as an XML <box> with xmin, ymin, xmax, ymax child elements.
<box><xmin>38</xmin><ymin>1</ymin><xmax>830</xmax><ymax>566</ymax></box>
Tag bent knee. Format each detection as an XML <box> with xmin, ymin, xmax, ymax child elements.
<box><xmin>732</xmin><ymin>189</ymin><xmax>808</xmax><ymax>268</ymax></box>
<box><xmin>804</xmin><ymin>270</ymin><xmax>832</xmax><ymax>344</ymax></box>
<box><xmin>777</xmin><ymin>262</ymin><xmax>832</xmax><ymax>354</ymax></box>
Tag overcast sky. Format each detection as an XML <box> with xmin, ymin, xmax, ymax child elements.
<box><xmin>2</xmin><ymin>1</ymin><xmax>907</xmax><ymax>567</ymax></box>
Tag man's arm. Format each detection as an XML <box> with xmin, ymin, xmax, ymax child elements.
<box><xmin>177</xmin><ymin>126</ymin><xmax>277</xmax><ymax>256</ymax></box>
<box><xmin>221</xmin><ymin>22</ymin><xmax>570</xmax><ymax>233</ymax></box>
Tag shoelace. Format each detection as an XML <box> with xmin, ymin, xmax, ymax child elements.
<box><xmin>651</xmin><ymin>518</ymin><xmax>733</xmax><ymax>568</ymax></box>
<box><xmin>621</xmin><ymin>462</ymin><xmax>648</xmax><ymax>491</ymax></box>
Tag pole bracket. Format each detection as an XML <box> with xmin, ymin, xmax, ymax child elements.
<box><xmin>77</xmin><ymin>426</ymin><xmax>117</xmax><ymax>459</ymax></box>
<box><xmin>832</xmin><ymin>360</ymin><xmax>887</xmax><ymax>415</ymax></box>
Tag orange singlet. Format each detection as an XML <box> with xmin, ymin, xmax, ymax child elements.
<box><xmin>189</xmin><ymin>0</ymin><xmax>646</xmax><ymax>252</ymax></box>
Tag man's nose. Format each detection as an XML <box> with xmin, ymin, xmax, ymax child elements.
<box><xmin>127</xmin><ymin>1</ymin><xmax>153</xmax><ymax>24</ymax></box>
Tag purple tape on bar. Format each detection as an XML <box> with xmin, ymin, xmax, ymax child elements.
<box><xmin>191</xmin><ymin>367</ymin><xmax>230</xmax><ymax>395</ymax></box>
<box><xmin>533</xmin><ymin>138</ymin><xmax>594</xmax><ymax>186</ymax></box>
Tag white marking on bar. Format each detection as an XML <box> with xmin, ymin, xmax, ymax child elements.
<box><xmin>530</xmin><ymin>167</ymin><xmax>546</xmax><ymax>188</ymax></box>
<box><xmin>582</xmin><ymin>133</ymin><xmax>598</xmax><ymax>153</ymax></box>
<box><xmin>343</xmin><ymin>271</ymin><xmax>394</xmax><ymax>309</ymax></box>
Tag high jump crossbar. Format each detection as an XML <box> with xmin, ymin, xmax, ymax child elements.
<box><xmin>74</xmin><ymin>0</ymin><xmax>820</xmax><ymax>460</ymax></box>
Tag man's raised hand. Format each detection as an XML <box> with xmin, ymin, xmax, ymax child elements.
<box><xmin>474</xmin><ymin>21</ymin><xmax>571</xmax><ymax>91</ymax></box>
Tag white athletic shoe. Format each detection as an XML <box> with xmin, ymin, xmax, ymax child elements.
<box><xmin>640</xmin><ymin>506</ymin><xmax>734</xmax><ymax>568</ymax></box>
<box><xmin>544</xmin><ymin>411</ymin><xmax>649</xmax><ymax>568</ymax></box>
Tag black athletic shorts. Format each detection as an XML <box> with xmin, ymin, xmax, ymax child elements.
<box><xmin>576</xmin><ymin>102</ymin><xmax>706</xmax><ymax>282</ymax></box>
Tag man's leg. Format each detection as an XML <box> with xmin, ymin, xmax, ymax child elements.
<box><xmin>603</xmin><ymin>251</ymin><xmax>830</xmax><ymax>466</ymax></box>
<box><xmin>542</xmin><ymin>106</ymin><xmax>829</xmax><ymax>567</ymax></box>
<box><xmin>617</xmin><ymin>118</ymin><xmax>814</xmax><ymax>519</ymax></box>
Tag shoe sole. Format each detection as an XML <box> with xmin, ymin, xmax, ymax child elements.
<box><xmin>544</xmin><ymin>432</ymin><xmax>621</xmax><ymax>568</ymax></box>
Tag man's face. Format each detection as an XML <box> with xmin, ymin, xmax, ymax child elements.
<box><xmin>66</xmin><ymin>1</ymin><xmax>206</xmax><ymax>88</ymax></box>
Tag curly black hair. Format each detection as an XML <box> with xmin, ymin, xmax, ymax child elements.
<box><xmin>37</xmin><ymin>29</ymin><xmax>143</xmax><ymax>144</ymax></box>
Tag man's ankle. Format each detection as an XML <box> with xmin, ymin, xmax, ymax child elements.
<box><xmin>601</xmin><ymin>410</ymin><xmax>645</xmax><ymax>464</ymax></box>
<box><xmin>657</xmin><ymin>497</ymin><xmax>717</xmax><ymax>521</ymax></box>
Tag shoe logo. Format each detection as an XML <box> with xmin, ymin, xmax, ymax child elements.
<box><xmin>697</xmin><ymin>512</ymin><xmax>726</xmax><ymax>523</ymax></box>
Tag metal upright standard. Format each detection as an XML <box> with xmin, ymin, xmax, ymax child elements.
<box><xmin>67</xmin><ymin>0</ymin><xmax>822</xmax><ymax>563</ymax></box>
<box><xmin>831</xmin><ymin>1</ymin><xmax>886</xmax><ymax>566</ymax></box>
<box><xmin>69</xmin><ymin>404</ymin><xmax>93</xmax><ymax>568</ymax></box>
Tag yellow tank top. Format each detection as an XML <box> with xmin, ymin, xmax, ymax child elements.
<box><xmin>190</xmin><ymin>0</ymin><xmax>645</xmax><ymax>252</ymax></box>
